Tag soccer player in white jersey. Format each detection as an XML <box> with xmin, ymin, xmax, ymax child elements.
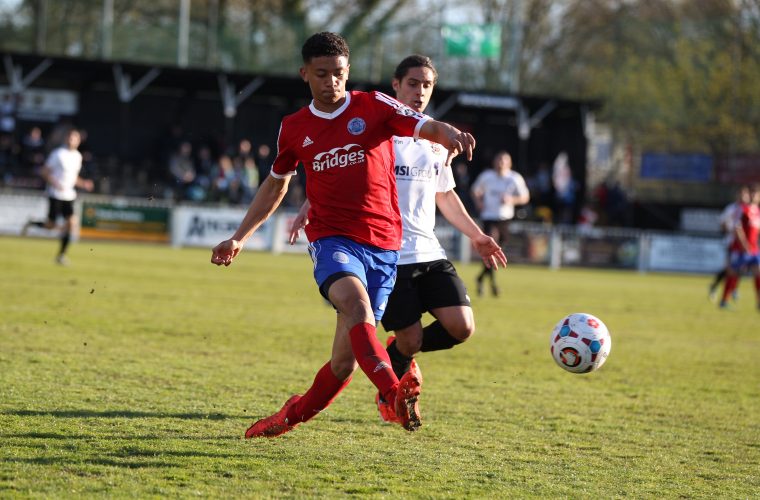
<box><xmin>211</xmin><ymin>33</ymin><xmax>477</xmax><ymax>437</ymax></box>
<box><xmin>22</xmin><ymin>127</ymin><xmax>93</xmax><ymax>265</ymax></box>
<box><xmin>471</xmin><ymin>151</ymin><xmax>530</xmax><ymax>296</ymax></box>
<box><xmin>290</xmin><ymin>55</ymin><xmax>507</xmax><ymax>424</ymax></box>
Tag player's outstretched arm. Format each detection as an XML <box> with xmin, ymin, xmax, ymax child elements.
<box><xmin>418</xmin><ymin>120</ymin><xmax>476</xmax><ymax>161</ymax></box>
<box><xmin>436</xmin><ymin>189</ymin><xmax>507</xmax><ymax>269</ymax></box>
<box><xmin>75</xmin><ymin>176</ymin><xmax>94</xmax><ymax>192</ymax></box>
<box><xmin>211</xmin><ymin>174</ymin><xmax>290</xmax><ymax>266</ymax></box>
<box><xmin>288</xmin><ymin>199</ymin><xmax>311</xmax><ymax>245</ymax></box>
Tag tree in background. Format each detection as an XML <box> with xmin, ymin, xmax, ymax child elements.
<box><xmin>1</xmin><ymin>0</ymin><xmax>758</xmax><ymax>163</ymax></box>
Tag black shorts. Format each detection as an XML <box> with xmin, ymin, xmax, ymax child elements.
<box><xmin>380</xmin><ymin>259</ymin><xmax>471</xmax><ymax>332</ymax></box>
<box><xmin>47</xmin><ymin>198</ymin><xmax>74</xmax><ymax>221</ymax></box>
<box><xmin>483</xmin><ymin>219</ymin><xmax>510</xmax><ymax>246</ymax></box>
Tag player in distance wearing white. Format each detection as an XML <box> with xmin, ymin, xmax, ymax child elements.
<box><xmin>22</xmin><ymin>127</ymin><xmax>94</xmax><ymax>265</ymax></box>
<box><xmin>290</xmin><ymin>54</ymin><xmax>507</xmax><ymax>423</ymax></box>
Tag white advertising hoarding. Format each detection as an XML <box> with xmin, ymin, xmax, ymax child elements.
<box><xmin>0</xmin><ymin>193</ymin><xmax>73</xmax><ymax>238</ymax></box>
<box><xmin>171</xmin><ymin>206</ymin><xmax>273</xmax><ymax>250</ymax></box>
<box><xmin>647</xmin><ymin>235</ymin><xmax>724</xmax><ymax>273</ymax></box>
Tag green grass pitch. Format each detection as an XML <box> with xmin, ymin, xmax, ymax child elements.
<box><xmin>1</xmin><ymin>236</ymin><xmax>758</xmax><ymax>497</ymax></box>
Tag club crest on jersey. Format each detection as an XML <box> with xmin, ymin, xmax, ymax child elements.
<box><xmin>347</xmin><ymin>117</ymin><xmax>366</xmax><ymax>135</ymax></box>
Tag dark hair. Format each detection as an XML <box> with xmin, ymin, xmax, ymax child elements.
<box><xmin>393</xmin><ymin>55</ymin><xmax>438</xmax><ymax>84</ymax></box>
<box><xmin>302</xmin><ymin>32</ymin><xmax>350</xmax><ymax>63</ymax></box>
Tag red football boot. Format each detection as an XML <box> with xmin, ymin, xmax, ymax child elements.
<box><xmin>375</xmin><ymin>392</ymin><xmax>401</xmax><ymax>424</ymax></box>
<box><xmin>245</xmin><ymin>395</ymin><xmax>301</xmax><ymax>438</ymax></box>
<box><xmin>394</xmin><ymin>370</ymin><xmax>422</xmax><ymax>432</ymax></box>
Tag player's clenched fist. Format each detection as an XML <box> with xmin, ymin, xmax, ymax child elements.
<box><xmin>211</xmin><ymin>239</ymin><xmax>242</xmax><ymax>266</ymax></box>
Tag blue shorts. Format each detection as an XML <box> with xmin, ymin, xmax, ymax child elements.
<box><xmin>308</xmin><ymin>236</ymin><xmax>398</xmax><ymax>321</ymax></box>
<box><xmin>729</xmin><ymin>250</ymin><xmax>760</xmax><ymax>270</ymax></box>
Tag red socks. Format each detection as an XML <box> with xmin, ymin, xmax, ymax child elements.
<box><xmin>722</xmin><ymin>275</ymin><xmax>738</xmax><ymax>304</ymax></box>
<box><xmin>349</xmin><ymin>322</ymin><xmax>399</xmax><ymax>404</ymax></box>
<box><xmin>286</xmin><ymin>361</ymin><xmax>350</xmax><ymax>424</ymax></box>
<box><xmin>284</xmin><ymin>323</ymin><xmax>400</xmax><ymax>425</ymax></box>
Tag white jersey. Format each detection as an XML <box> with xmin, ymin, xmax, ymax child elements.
<box><xmin>45</xmin><ymin>147</ymin><xmax>83</xmax><ymax>201</ymax></box>
<box><xmin>393</xmin><ymin>136</ymin><xmax>454</xmax><ymax>265</ymax></box>
<box><xmin>719</xmin><ymin>202</ymin><xmax>742</xmax><ymax>246</ymax></box>
<box><xmin>471</xmin><ymin>169</ymin><xmax>529</xmax><ymax>220</ymax></box>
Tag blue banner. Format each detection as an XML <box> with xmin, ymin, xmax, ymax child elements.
<box><xmin>640</xmin><ymin>153</ymin><xmax>713</xmax><ymax>182</ymax></box>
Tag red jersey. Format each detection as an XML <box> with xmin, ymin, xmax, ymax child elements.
<box><xmin>731</xmin><ymin>203</ymin><xmax>760</xmax><ymax>253</ymax></box>
<box><xmin>271</xmin><ymin>90</ymin><xmax>429</xmax><ymax>250</ymax></box>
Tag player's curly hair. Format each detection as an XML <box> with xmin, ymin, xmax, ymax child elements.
<box><xmin>394</xmin><ymin>55</ymin><xmax>438</xmax><ymax>84</ymax></box>
<box><xmin>302</xmin><ymin>32</ymin><xmax>350</xmax><ymax>63</ymax></box>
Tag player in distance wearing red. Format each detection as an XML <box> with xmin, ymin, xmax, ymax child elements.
<box><xmin>210</xmin><ymin>32</ymin><xmax>476</xmax><ymax>437</ymax></box>
<box><xmin>719</xmin><ymin>184</ymin><xmax>760</xmax><ymax>311</ymax></box>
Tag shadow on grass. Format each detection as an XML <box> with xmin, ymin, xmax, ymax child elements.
<box><xmin>1</xmin><ymin>432</ymin><xmax>236</xmax><ymax>441</ymax></box>
<box><xmin>2</xmin><ymin>409</ymin><xmax>238</xmax><ymax>420</ymax></box>
<box><xmin>4</xmin><ymin>456</ymin><xmax>178</xmax><ymax>469</ymax></box>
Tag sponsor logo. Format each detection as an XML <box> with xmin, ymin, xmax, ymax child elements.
<box><xmin>187</xmin><ymin>215</ymin><xmax>240</xmax><ymax>237</ymax></box>
<box><xmin>312</xmin><ymin>144</ymin><xmax>366</xmax><ymax>172</ymax></box>
<box><xmin>395</xmin><ymin>164</ymin><xmax>434</xmax><ymax>180</ymax></box>
<box><xmin>332</xmin><ymin>251</ymin><xmax>350</xmax><ymax>264</ymax></box>
<box><xmin>302</xmin><ymin>136</ymin><xmax>313</xmax><ymax>147</ymax></box>
<box><xmin>347</xmin><ymin>117</ymin><xmax>366</xmax><ymax>135</ymax></box>
<box><xmin>430</xmin><ymin>143</ymin><xmax>442</xmax><ymax>154</ymax></box>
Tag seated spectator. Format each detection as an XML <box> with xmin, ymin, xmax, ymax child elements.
<box><xmin>168</xmin><ymin>141</ymin><xmax>198</xmax><ymax>200</ymax></box>
<box><xmin>210</xmin><ymin>154</ymin><xmax>246</xmax><ymax>204</ymax></box>
<box><xmin>21</xmin><ymin>126</ymin><xmax>46</xmax><ymax>173</ymax></box>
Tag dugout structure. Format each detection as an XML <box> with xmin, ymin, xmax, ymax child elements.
<box><xmin>1</xmin><ymin>51</ymin><xmax>590</xmax><ymax>214</ymax></box>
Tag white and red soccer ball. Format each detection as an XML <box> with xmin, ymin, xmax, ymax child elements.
<box><xmin>550</xmin><ymin>313</ymin><xmax>611</xmax><ymax>373</ymax></box>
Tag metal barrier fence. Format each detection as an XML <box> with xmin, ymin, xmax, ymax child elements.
<box><xmin>1</xmin><ymin>191</ymin><xmax>725</xmax><ymax>274</ymax></box>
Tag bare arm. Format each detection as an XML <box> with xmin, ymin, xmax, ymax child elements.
<box><xmin>39</xmin><ymin>165</ymin><xmax>62</xmax><ymax>191</ymax></box>
<box><xmin>418</xmin><ymin>120</ymin><xmax>476</xmax><ymax>161</ymax></box>
<box><xmin>211</xmin><ymin>174</ymin><xmax>291</xmax><ymax>266</ymax></box>
<box><xmin>436</xmin><ymin>189</ymin><xmax>507</xmax><ymax>269</ymax></box>
<box><xmin>75</xmin><ymin>175</ymin><xmax>94</xmax><ymax>192</ymax></box>
<box><xmin>504</xmin><ymin>191</ymin><xmax>530</xmax><ymax>206</ymax></box>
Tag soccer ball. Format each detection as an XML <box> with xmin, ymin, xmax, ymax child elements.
<box><xmin>550</xmin><ymin>313</ymin><xmax>611</xmax><ymax>373</ymax></box>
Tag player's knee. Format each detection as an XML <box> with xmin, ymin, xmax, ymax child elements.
<box><xmin>446</xmin><ymin>315</ymin><xmax>475</xmax><ymax>342</ymax></box>
<box><xmin>337</xmin><ymin>298</ymin><xmax>375</xmax><ymax>326</ymax></box>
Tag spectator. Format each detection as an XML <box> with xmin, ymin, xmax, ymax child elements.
<box><xmin>195</xmin><ymin>145</ymin><xmax>215</xmax><ymax>198</ymax></box>
<box><xmin>21</xmin><ymin>126</ymin><xmax>45</xmax><ymax>172</ymax></box>
<box><xmin>255</xmin><ymin>143</ymin><xmax>273</xmax><ymax>186</ymax></box>
<box><xmin>0</xmin><ymin>93</ymin><xmax>17</xmax><ymax>141</ymax></box>
<box><xmin>452</xmin><ymin>160</ymin><xmax>476</xmax><ymax>216</ymax></box>
<box><xmin>552</xmin><ymin>152</ymin><xmax>577</xmax><ymax>225</ymax></box>
<box><xmin>168</xmin><ymin>141</ymin><xmax>197</xmax><ymax>200</ymax></box>
<box><xmin>606</xmin><ymin>181</ymin><xmax>630</xmax><ymax>226</ymax></box>
<box><xmin>210</xmin><ymin>154</ymin><xmax>246</xmax><ymax>204</ymax></box>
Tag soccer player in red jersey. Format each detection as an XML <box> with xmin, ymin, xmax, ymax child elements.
<box><xmin>210</xmin><ymin>32</ymin><xmax>476</xmax><ymax>437</ymax></box>
<box><xmin>719</xmin><ymin>184</ymin><xmax>760</xmax><ymax>310</ymax></box>
<box><xmin>290</xmin><ymin>55</ymin><xmax>507</xmax><ymax>424</ymax></box>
